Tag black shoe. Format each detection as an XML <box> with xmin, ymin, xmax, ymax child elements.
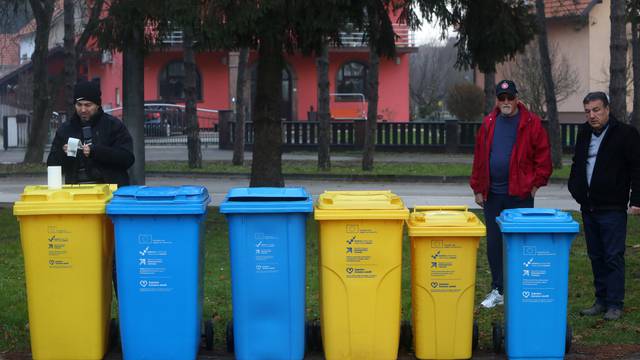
<box><xmin>603</xmin><ymin>308</ymin><xmax>622</xmax><ymax>321</ymax></box>
<box><xmin>580</xmin><ymin>303</ymin><xmax>606</xmax><ymax>316</ymax></box>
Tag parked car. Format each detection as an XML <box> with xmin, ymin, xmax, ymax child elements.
<box><xmin>144</xmin><ymin>102</ymin><xmax>186</xmax><ymax>137</ymax></box>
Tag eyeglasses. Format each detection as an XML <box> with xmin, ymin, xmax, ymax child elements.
<box><xmin>497</xmin><ymin>94</ymin><xmax>516</xmax><ymax>101</ymax></box>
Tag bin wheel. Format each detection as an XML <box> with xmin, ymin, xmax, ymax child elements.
<box><xmin>311</xmin><ymin>319</ymin><xmax>322</xmax><ymax>354</ymax></box>
<box><xmin>399</xmin><ymin>320</ymin><xmax>412</xmax><ymax>352</ymax></box>
<box><xmin>492</xmin><ymin>322</ymin><xmax>503</xmax><ymax>353</ymax></box>
<box><xmin>203</xmin><ymin>319</ymin><xmax>214</xmax><ymax>351</ymax></box>
<box><xmin>472</xmin><ymin>320</ymin><xmax>479</xmax><ymax>351</ymax></box>
<box><xmin>226</xmin><ymin>321</ymin><xmax>234</xmax><ymax>353</ymax></box>
<box><xmin>565</xmin><ymin>324</ymin><xmax>573</xmax><ymax>354</ymax></box>
<box><xmin>108</xmin><ymin>318</ymin><xmax>120</xmax><ymax>352</ymax></box>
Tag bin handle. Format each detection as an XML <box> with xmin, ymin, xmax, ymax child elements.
<box><xmin>413</xmin><ymin>205</ymin><xmax>468</xmax><ymax>213</ymax></box>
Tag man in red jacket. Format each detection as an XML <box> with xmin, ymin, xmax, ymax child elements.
<box><xmin>470</xmin><ymin>79</ymin><xmax>552</xmax><ymax>308</ymax></box>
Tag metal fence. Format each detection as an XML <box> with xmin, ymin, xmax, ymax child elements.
<box><xmin>220</xmin><ymin>118</ymin><xmax>582</xmax><ymax>153</ymax></box>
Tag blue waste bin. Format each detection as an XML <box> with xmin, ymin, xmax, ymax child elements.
<box><xmin>220</xmin><ymin>187</ymin><xmax>313</xmax><ymax>360</ymax></box>
<box><xmin>496</xmin><ymin>208</ymin><xmax>579</xmax><ymax>359</ymax></box>
<box><xmin>106</xmin><ymin>186</ymin><xmax>210</xmax><ymax>360</ymax></box>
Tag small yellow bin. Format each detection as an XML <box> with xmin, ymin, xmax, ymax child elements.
<box><xmin>407</xmin><ymin>206</ymin><xmax>486</xmax><ymax>359</ymax></box>
<box><xmin>314</xmin><ymin>191</ymin><xmax>409</xmax><ymax>360</ymax></box>
<box><xmin>13</xmin><ymin>185</ymin><xmax>116</xmax><ymax>360</ymax></box>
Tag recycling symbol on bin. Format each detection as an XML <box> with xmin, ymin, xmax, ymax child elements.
<box><xmin>431</xmin><ymin>282</ymin><xmax>438</xmax><ymax>288</ymax></box>
<box><xmin>346</xmin><ymin>267</ymin><xmax>354</xmax><ymax>274</ymax></box>
<box><xmin>522</xmin><ymin>291</ymin><xmax>530</xmax><ymax>298</ymax></box>
<box><xmin>139</xmin><ymin>280</ymin><xmax>148</xmax><ymax>287</ymax></box>
<box><xmin>49</xmin><ymin>260</ymin><xmax>54</xmax><ymax>265</ymax></box>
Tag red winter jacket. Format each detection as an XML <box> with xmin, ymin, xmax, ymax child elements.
<box><xmin>470</xmin><ymin>103</ymin><xmax>552</xmax><ymax>199</ymax></box>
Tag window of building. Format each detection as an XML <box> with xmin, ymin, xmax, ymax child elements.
<box><xmin>158</xmin><ymin>60</ymin><xmax>202</xmax><ymax>101</ymax></box>
<box><xmin>336</xmin><ymin>61</ymin><xmax>368</xmax><ymax>101</ymax></box>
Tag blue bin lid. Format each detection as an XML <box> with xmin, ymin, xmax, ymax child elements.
<box><xmin>219</xmin><ymin>187</ymin><xmax>313</xmax><ymax>214</ymax></box>
<box><xmin>106</xmin><ymin>185</ymin><xmax>210</xmax><ymax>215</ymax></box>
<box><xmin>496</xmin><ymin>208</ymin><xmax>579</xmax><ymax>233</ymax></box>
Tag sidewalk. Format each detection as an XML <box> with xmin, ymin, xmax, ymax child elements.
<box><xmin>1</xmin><ymin>146</ymin><xmax>479</xmax><ymax>164</ymax></box>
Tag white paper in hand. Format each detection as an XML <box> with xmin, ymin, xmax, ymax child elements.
<box><xmin>67</xmin><ymin>137</ymin><xmax>80</xmax><ymax>157</ymax></box>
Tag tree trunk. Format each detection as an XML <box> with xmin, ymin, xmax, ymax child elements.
<box><xmin>483</xmin><ymin>71</ymin><xmax>495</xmax><ymax>115</ymax></box>
<box><xmin>317</xmin><ymin>41</ymin><xmax>331</xmax><ymax>171</ymax></box>
<box><xmin>609</xmin><ymin>0</ymin><xmax>628</xmax><ymax>122</ymax></box>
<box><xmin>535</xmin><ymin>0</ymin><xmax>562</xmax><ymax>169</ymax></box>
<box><xmin>24</xmin><ymin>0</ymin><xmax>54</xmax><ymax>164</ymax></box>
<box><xmin>233</xmin><ymin>47</ymin><xmax>249</xmax><ymax>166</ymax></box>
<box><xmin>63</xmin><ymin>0</ymin><xmax>76</xmax><ymax>118</ymax></box>
<box><xmin>250</xmin><ymin>33</ymin><xmax>284</xmax><ymax>187</ymax></box>
<box><xmin>183</xmin><ymin>26</ymin><xmax>201</xmax><ymax>168</ymax></box>
<box><xmin>362</xmin><ymin>46</ymin><xmax>379</xmax><ymax>171</ymax></box>
<box><xmin>122</xmin><ymin>24</ymin><xmax>145</xmax><ymax>184</ymax></box>
<box><xmin>632</xmin><ymin>12</ymin><xmax>640</xmax><ymax>130</ymax></box>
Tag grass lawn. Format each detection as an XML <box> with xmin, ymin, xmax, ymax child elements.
<box><xmin>0</xmin><ymin>159</ymin><xmax>573</xmax><ymax>180</ymax></box>
<box><xmin>1</xmin><ymin>206</ymin><xmax>638</xmax><ymax>353</ymax></box>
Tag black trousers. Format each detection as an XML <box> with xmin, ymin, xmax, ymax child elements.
<box><xmin>483</xmin><ymin>192</ymin><xmax>534</xmax><ymax>293</ymax></box>
<box><xmin>582</xmin><ymin>210</ymin><xmax>627</xmax><ymax>310</ymax></box>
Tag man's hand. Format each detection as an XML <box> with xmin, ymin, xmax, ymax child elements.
<box><xmin>629</xmin><ymin>206</ymin><xmax>640</xmax><ymax>215</ymax></box>
<box><xmin>474</xmin><ymin>193</ymin><xmax>484</xmax><ymax>208</ymax></box>
<box><xmin>63</xmin><ymin>144</ymin><xmax>68</xmax><ymax>152</ymax></box>
<box><xmin>531</xmin><ymin>186</ymin><xmax>539</xmax><ymax>198</ymax></box>
<box><xmin>82</xmin><ymin>144</ymin><xmax>91</xmax><ymax>157</ymax></box>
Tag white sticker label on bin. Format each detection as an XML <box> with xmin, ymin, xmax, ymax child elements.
<box><xmin>344</xmin><ymin>232</ymin><xmax>377</xmax><ymax>279</ymax></box>
<box><xmin>521</xmin><ymin>250</ymin><xmax>555</xmax><ymax>303</ymax></box>
<box><xmin>428</xmin><ymin>241</ymin><xmax>462</xmax><ymax>293</ymax></box>
<box><xmin>137</xmin><ymin>234</ymin><xmax>172</xmax><ymax>292</ymax></box>
<box><xmin>47</xmin><ymin>227</ymin><xmax>72</xmax><ymax>268</ymax></box>
<box><xmin>255</xmin><ymin>233</ymin><xmax>279</xmax><ymax>274</ymax></box>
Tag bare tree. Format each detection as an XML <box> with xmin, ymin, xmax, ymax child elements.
<box><xmin>183</xmin><ymin>25</ymin><xmax>201</xmax><ymax>169</ymax></box>
<box><xmin>535</xmin><ymin>0</ymin><xmax>562</xmax><ymax>169</ymax></box>
<box><xmin>502</xmin><ymin>41</ymin><xmax>579</xmax><ymax>120</ymax></box>
<box><xmin>233</xmin><ymin>48</ymin><xmax>249</xmax><ymax>166</ymax></box>
<box><xmin>483</xmin><ymin>71</ymin><xmax>495</xmax><ymax>115</ymax></box>
<box><xmin>362</xmin><ymin>44</ymin><xmax>380</xmax><ymax>172</ymax></box>
<box><xmin>23</xmin><ymin>0</ymin><xmax>54</xmax><ymax>164</ymax></box>
<box><xmin>62</xmin><ymin>0</ymin><xmax>76</xmax><ymax>118</ymax></box>
<box><xmin>630</xmin><ymin>0</ymin><xmax>640</xmax><ymax>130</ymax></box>
<box><xmin>610</xmin><ymin>0</ymin><xmax>628</xmax><ymax>122</ymax></box>
<box><xmin>63</xmin><ymin>0</ymin><xmax>105</xmax><ymax>118</ymax></box>
<box><xmin>316</xmin><ymin>41</ymin><xmax>331</xmax><ymax>171</ymax></box>
<box><xmin>409</xmin><ymin>38</ymin><xmax>470</xmax><ymax>119</ymax></box>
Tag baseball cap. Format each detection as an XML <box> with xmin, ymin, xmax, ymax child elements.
<box><xmin>496</xmin><ymin>80</ymin><xmax>518</xmax><ymax>97</ymax></box>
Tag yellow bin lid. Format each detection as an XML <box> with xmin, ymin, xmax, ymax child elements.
<box><xmin>407</xmin><ymin>205</ymin><xmax>486</xmax><ymax>237</ymax></box>
<box><xmin>314</xmin><ymin>190</ymin><xmax>409</xmax><ymax>220</ymax></box>
<box><xmin>13</xmin><ymin>184</ymin><xmax>117</xmax><ymax>216</ymax></box>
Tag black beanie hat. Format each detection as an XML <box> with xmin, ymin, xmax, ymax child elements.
<box><xmin>74</xmin><ymin>80</ymin><xmax>101</xmax><ymax>106</ymax></box>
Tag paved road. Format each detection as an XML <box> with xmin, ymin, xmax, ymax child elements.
<box><xmin>0</xmin><ymin>174</ymin><xmax>578</xmax><ymax>210</ymax></box>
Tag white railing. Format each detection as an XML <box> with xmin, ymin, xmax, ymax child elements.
<box><xmin>161</xmin><ymin>24</ymin><xmax>415</xmax><ymax>47</ymax></box>
<box><xmin>337</xmin><ymin>24</ymin><xmax>415</xmax><ymax>48</ymax></box>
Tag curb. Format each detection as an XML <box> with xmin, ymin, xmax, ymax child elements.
<box><xmin>0</xmin><ymin>171</ymin><xmax>569</xmax><ymax>185</ymax></box>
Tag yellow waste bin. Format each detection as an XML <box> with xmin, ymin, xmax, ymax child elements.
<box><xmin>407</xmin><ymin>206</ymin><xmax>486</xmax><ymax>359</ymax></box>
<box><xmin>13</xmin><ymin>184</ymin><xmax>116</xmax><ymax>360</ymax></box>
<box><xmin>314</xmin><ymin>191</ymin><xmax>409</xmax><ymax>360</ymax></box>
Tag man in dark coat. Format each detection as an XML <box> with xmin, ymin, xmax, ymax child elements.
<box><xmin>568</xmin><ymin>91</ymin><xmax>640</xmax><ymax>320</ymax></box>
<box><xmin>47</xmin><ymin>80</ymin><xmax>134</xmax><ymax>187</ymax></box>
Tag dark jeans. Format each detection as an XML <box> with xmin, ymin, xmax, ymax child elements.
<box><xmin>484</xmin><ymin>192</ymin><xmax>534</xmax><ymax>293</ymax></box>
<box><xmin>582</xmin><ymin>210</ymin><xmax>627</xmax><ymax>310</ymax></box>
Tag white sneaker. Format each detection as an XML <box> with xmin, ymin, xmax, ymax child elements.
<box><xmin>481</xmin><ymin>289</ymin><xmax>504</xmax><ymax>308</ymax></box>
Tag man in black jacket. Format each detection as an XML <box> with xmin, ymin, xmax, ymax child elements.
<box><xmin>47</xmin><ymin>81</ymin><xmax>134</xmax><ymax>187</ymax></box>
<box><xmin>568</xmin><ymin>92</ymin><xmax>640</xmax><ymax>320</ymax></box>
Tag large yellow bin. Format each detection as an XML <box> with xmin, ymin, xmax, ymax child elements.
<box><xmin>314</xmin><ymin>191</ymin><xmax>409</xmax><ymax>360</ymax></box>
<box><xmin>13</xmin><ymin>185</ymin><xmax>116</xmax><ymax>360</ymax></box>
<box><xmin>407</xmin><ymin>206</ymin><xmax>486</xmax><ymax>359</ymax></box>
